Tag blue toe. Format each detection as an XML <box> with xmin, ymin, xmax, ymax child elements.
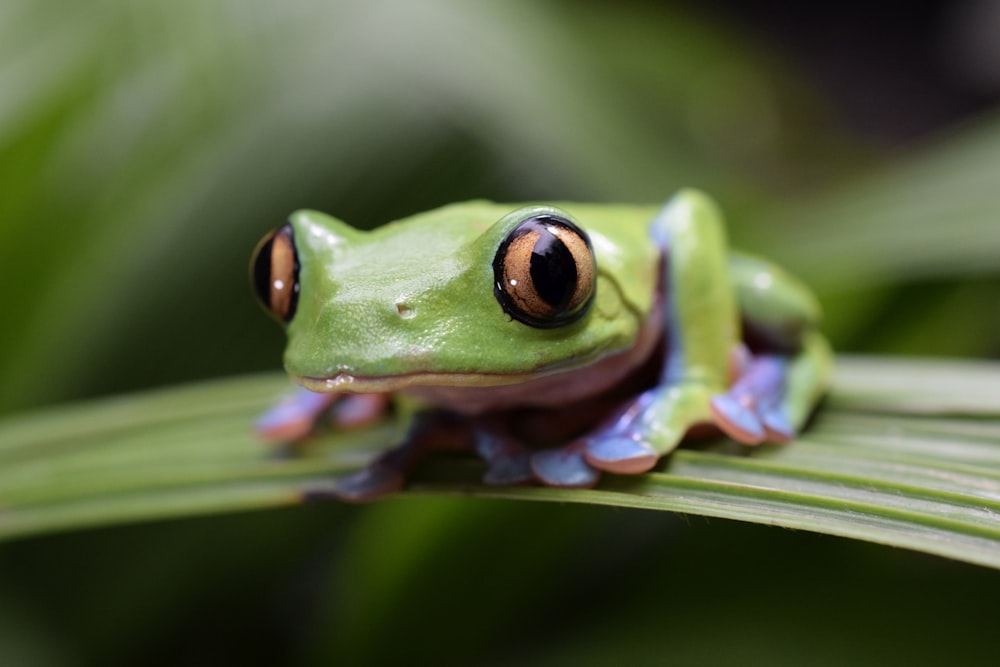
<box><xmin>710</xmin><ymin>394</ymin><xmax>765</xmax><ymax>444</ymax></box>
<box><xmin>483</xmin><ymin>453</ymin><xmax>534</xmax><ymax>485</ymax></box>
<box><xmin>761</xmin><ymin>406</ymin><xmax>794</xmax><ymax>442</ymax></box>
<box><xmin>531</xmin><ymin>448</ymin><xmax>600</xmax><ymax>488</ymax></box>
<box><xmin>256</xmin><ymin>388</ymin><xmax>335</xmax><ymax>439</ymax></box>
<box><xmin>585</xmin><ymin>437</ymin><xmax>658</xmax><ymax>474</ymax></box>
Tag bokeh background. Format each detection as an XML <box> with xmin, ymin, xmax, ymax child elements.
<box><xmin>2</xmin><ymin>1</ymin><xmax>999</xmax><ymax>664</ymax></box>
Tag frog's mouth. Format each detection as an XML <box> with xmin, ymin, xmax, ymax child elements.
<box><xmin>295</xmin><ymin>369</ymin><xmax>610</xmax><ymax>416</ymax></box>
<box><xmin>296</xmin><ymin>369</ymin><xmax>546</xmax><ymax>394</ymax></box>
<box><xmin>293</xmin><ymin>308</ymin><xmax>664</xmax><ymax>415</ymax></box>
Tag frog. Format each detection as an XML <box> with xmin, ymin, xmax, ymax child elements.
<box><xmin>250</xmin><ymin>189</ymin><xmax>832</xmax><ymax>502</ymax></box>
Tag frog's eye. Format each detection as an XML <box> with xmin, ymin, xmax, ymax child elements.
<box><xmin>250</xmin><ymin>223</ymin><xmax>300</xmax><ymax>323</ymax></box>
<box><xmin>493</xmin><ymin>214</ymin><xmax>596</xmax><ymax>328</ymax></box>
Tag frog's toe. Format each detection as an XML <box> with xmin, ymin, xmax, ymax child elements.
<box><xmin>331</xmin><ymin>463</ymin><xmax>405</xmax><ymax>502</ymax></box>
<box><xmin>531</xmin><ymin>446</ymin><xmax>601</xmax><ymax>488</ymax></box>
<box><xmin>256</xmin><ymin>388</ymin><xmax>340</xmax><ymax>442</ymax></box>
<box><xmin>483</xmin><ymin>454</ymin><xmax>535</xmax><ymax>486</ymax></box>
<box><xmin>584</xmin><ymin>437</ymin><xmax>658</xmax><ymax>474</ymax></box>
<box><xmin>474</xmin><ymin>430</ymin><xmax>535</xmax><ymax>485</ymax></box>
<box><xmin>710</xmin><ymin>394</ymin><xmax>766</xmax><ymax>444</ymax></box>
<box><xmin>760</xmin><ymin>405</ymin><xmax>794</xmax><ymax>443</ymax></box>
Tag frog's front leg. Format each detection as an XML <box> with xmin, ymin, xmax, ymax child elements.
<box><xmin>532</xmin><ymin>190</ymin><xmax>738</xmax><ymax>486</ymax></box>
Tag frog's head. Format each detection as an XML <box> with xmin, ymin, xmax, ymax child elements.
<box><xmin>250</xmin><ymin>201</ymin><xmax>653</xmax><ymax>392</ymax></box>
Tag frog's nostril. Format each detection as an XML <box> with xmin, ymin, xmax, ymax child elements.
<box><xmin>395</xmin><ymin>301</ymin><xmax>416</xmax><ymax>319</ymax></box>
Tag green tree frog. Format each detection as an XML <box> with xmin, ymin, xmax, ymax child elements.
<box><xmin>251</xmin><ymin>190</ymin><xmax>831</xmax><ymax>501</ymax></box>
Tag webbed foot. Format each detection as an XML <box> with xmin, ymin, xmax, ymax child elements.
<box><xmin>527</xmin><ymin>382</ymin><xmax>714</xmax><ymax>486</ymax></box>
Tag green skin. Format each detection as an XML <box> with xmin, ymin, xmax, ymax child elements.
<box><xmin>284</xmin><ymin>201</ymin><xmax>657</xmax><ymax>389</ymax></box>
<box><xmin>258</xmin><ymin>189</ymin><xmax>832</xmax><ymax>499</ymax></box>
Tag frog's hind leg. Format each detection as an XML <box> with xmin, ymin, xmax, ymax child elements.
<box><xmin>712</xmin><ymin>247</ymin><xmax>833</xmax><ymax>444</ymax></box>
<box><xmin>710</xmin><ymin>354</ymin><xmax>791</xmax><ymax>444</ymax></box>
<box><xmin>784</xmin><ymin>332</ymin><xmax>833</xmax><ymax>433</ymax></box>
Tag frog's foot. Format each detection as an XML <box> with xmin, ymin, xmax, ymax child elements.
<box><xmin>474</xmin><ymin>430</ymin><xmax>535</xmax><ymax>486</ymax></box>
<box><xmin>580</xmin><ymin>390</ymin><xmax>662</xmax><ymax>474</ymax></box>
<box><xmin>710</xmin><ymin>355</ymin><xmax>793</xmax><ymax>445</ymax></box>
<box><xmin>579</xmin><ymin>383</ymin><xmax>715</xmax><ymax>475</ymax></box>
<box><xmin>256</xmin><ymin>388</ymin><xmax>390</xmax><ymax>442</ymax></box>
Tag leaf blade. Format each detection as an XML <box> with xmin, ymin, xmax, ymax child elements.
<box><xmin>1</xmin><ymin>357</ymin><xmax>999</xmax><ymax>569</ymax></box>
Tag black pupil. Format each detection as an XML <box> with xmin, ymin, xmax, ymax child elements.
<box><xmin>253</xmin><ymin>233</ymin><xmax>275</xmax><ymax>309</ymax></box>
<box><xmin>530</xmin><ymin>227</ymin><xmax>577</xmax><ymax>309</ymax></box>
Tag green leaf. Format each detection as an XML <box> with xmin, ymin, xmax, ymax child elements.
<box><xmin>1</xmin><ymin>357</ymin><xmax>999</xmax><ymax>569</ymax></box>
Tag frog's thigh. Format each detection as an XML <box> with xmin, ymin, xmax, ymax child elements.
<box><xmin>729</xmin><ymin>252</ymin><xmax>821</xmax><ymax>350</ymax></box>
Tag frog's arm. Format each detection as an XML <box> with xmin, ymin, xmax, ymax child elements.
<box><xmin>784</xmin><ymin>330</ymin><xmax>833</xmax><ymax>429</ymax></box>
<box><xmin>533</xmin><ymin>189</ymin><xmax>737</xmax><ymax>485</ymax></box>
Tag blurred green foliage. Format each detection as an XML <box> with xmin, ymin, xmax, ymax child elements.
<box><xmin>1</xmin><ymin>0</ymin><xmax>999</xmax><ymax>664</ymax></box>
